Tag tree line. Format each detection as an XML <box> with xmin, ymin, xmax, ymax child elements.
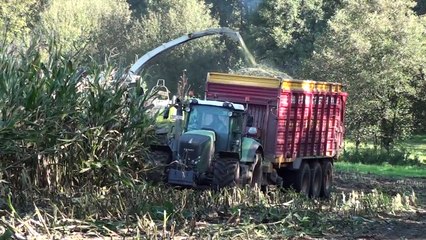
<box><xmin>1</xmin><ymin>0</ymin><xmax>425</xmax><ymax>149</ymax></box>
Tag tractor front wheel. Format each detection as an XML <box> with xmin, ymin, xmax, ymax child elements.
<box><xmin>146</xmin><ymin>150</ymin><xmax>171</xmax><ymax>183</ymax></box>
<box><xmin>212</xmin><ymin>158</ymin><xmax>240</xmax><ymax>190</ymax></box>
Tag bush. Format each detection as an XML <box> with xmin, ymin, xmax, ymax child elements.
<box><xmin>340</xmin><ymin>147</ymin><xmax>422</xmax><ymax>166</ymax></box>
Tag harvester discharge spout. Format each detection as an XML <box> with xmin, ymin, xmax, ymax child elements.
<box><xmin>126</xmin><ymin>27</ymin><xmax>255</xmax><ymax>85</ymax></box>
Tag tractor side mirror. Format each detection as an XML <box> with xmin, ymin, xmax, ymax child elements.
<box><xmin>246</xmin><ymin>116</ymin><xmax>254</xmax><ymax>127</ymax></box>
<box><xmin>247</xmin><ymin>127</ymin><xmax>258</xmax><ymax>136</ymax></box>
<box><xmin>163</xmin><ymin>107</ymin><xmax>170</xmax><ymax>119</ymax></box>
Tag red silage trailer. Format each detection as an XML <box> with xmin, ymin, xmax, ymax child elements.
<box><xmin>205</xmin><ymin>72</ymin><xmax>348</xmax><ymax>197</ymax></box>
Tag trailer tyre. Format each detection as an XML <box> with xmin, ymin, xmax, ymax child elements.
<box><xmin>320</xmin><ymin>161</ymin><xmax>333</xmax><ymax>198</ymax></box>
<box><xmin>213</xmin><ymin>158</ymin><xmax>240</xmax><ymax>190</ymax></box>
<box><xmin>309</xmin><ymin>161</ymin><xmax>322</xmax><ymax>198</ymax></box>
<box><xmin>295</xmin><ymin>162</ymin><xmax>311</xmax><ymax>197</ymax></box>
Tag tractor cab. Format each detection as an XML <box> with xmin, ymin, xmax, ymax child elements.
<box><xmin>184</xmin><ymin>99</ymin><xmax>245</xmax><ymax>153</ymax></box>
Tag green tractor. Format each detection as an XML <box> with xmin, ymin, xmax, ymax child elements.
<box><xmin>150</xmin><ymin>98</ymin><xmax>271</xmax><ymax>189</ymax></box>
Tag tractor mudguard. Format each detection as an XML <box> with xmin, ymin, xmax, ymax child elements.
<box><xmin>240</xmin><ymin>137</ymin><xmax>262</xmax><ymax>163</ymax></box>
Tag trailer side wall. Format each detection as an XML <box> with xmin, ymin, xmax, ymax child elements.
<box><xmin>275</xmin><ymin>90</ymin><xmax>347</xmax><ymax>164</ymax></box>
<box><xmin>205</xmin><ymin>72</ymin><xmax>347</xmax><ymax>164</ymax></box>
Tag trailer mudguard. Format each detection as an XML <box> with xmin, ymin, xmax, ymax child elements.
<box><xmin>241</xmin><ymin>137</ymin><xmax>262</xmax><ymax>163</ymax></box>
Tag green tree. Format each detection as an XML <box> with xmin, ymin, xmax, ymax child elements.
<box><xmin>127</xmin><ymin>0</ymin><xmax>224</xmax><ymax>93</ymax></box>
<box><xmin>410</xmin><ymin>60</ymin><xmax>426</xmax><ymax>133</ymax></box>
<box><xmin>247</xmin><ymin>0</ymin><xmax>338</xmax><ymax>75</ymax></box>
<box><xmin>415</xmin><ymin>0</ymin><xmax>426</xmax><ymax>15</ymax></box>
<box><xmin>91</xmin><ymin>3</ymin><xmax>132</xmax><ymax>64</ymax></box>
<box><xmin>303</xmin><ymin>0</ymin><xmax>426</xmax><ymax>150</ymax></box>
<box><xmin>205</xmin><ymin>0</ymin><xmax>251</xmax><ymax>77</ymax></box>
<box><xmin>206</xmin><ymin>0</ymin><xmax>243</xmax><ymax>29</ymax></box>
<box><xmin>0</xmin><ymin>0</ymin><xmax>46</xmax><ymax>44</ymax></box>
<box><xmin>40</xmin><ymin>0</ymin><xmax>131</xmax><ymax>57</ymax></box>
<box><xmin>126</xmin><ymin>0</ymin><xmax>148</xmax><ymax>16</ymax></box>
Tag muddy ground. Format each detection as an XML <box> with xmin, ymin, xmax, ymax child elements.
<box><xmin>332</xmin><ymin>171</ymin><xmax>426</xmax><ymax>239</ymax></box>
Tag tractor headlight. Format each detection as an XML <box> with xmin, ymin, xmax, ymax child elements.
<box><xmin>232</xmin><ymin>139</ymin><xmax>241</xmax><ymax>152</ymax></box>
<box><xmin>192</xmin><ymin>157</ymin><xmax>200</xmax><ymax>165</ymax></box>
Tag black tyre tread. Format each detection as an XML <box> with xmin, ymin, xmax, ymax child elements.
<box><xmin>309</xmin><ymin>161</ymin><xmax>322</xmax><ymax>198</ymax></box>
<box><xmin>213</xmin><ymin>158</ymin><xmax>239</xmax><ymax>189</ymax></box>
<box><xmin>295</xmin><ymin>162</ymin><xmax>311</xmax><ymax>196</ymax></box>
<box><xmin>146</xmin><ymin>151</ymin><xmax>171</xmax><ymax>183</ymax></box>
<box><xmin>320</xmin><ymin>160</ymin><xmax>333</xmax><ymax>198</ymax></box>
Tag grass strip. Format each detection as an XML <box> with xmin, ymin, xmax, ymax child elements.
<box><xmin>335</xmin><ymin>161</ymin><xmax>426</xmax><ymax>178</ymax></box>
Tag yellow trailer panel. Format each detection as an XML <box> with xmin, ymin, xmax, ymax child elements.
<box><xmin>207</xmin><ymin>72</ymin><xmax>343</xmax><ymax>93</ymax></box>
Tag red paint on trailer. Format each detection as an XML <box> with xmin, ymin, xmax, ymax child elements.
<box><xmin>276</xmin><ymin>91</ymin><xmax>347</xmax><ymax>161</ymax></box>
<box><xmin>205</xmin><ymin>76</ymin><xmax>347</xmax><ymax>163</ymax></box>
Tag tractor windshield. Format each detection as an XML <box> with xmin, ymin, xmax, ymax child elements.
<box><xmin>187</xmin><ymin>105</ymin><xmax>230</xmax><ymax>136</ymax></box>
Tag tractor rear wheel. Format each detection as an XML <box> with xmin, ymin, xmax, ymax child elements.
<box><xmin>212</xmin><ymin>158</ymin><xmax>240</xmax><ymax>190</ymax></box>
<box><xmin>295</xmin><ymin>162</ymin><xmax>311</xmax><ymax>197</ymax></box>
<box><xmin>320</xmin><ymin>160</ymin><xmax>333</xmax><ymax>198</ymax></box>
<box><xmin>309</xmin><ymin>161</ymin><xmax>322</xmax><ymax>198</ymax></box>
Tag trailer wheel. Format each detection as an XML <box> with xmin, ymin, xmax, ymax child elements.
<box><xmin>295</xmin><ymin>162</ymin><xmax>311</xmax><ymax>197</ymax></box>
<box><xmin>309</xmin><ymin>161</ymin><xmax>322</xmax><ymax>198</ymax></box>
<box><xmin>251</xmin><ymin>153</ymin><xmax>263</xmax><ymax>188</ymax></box>
<box><xmin>320</xmin><ymin>161</ymin><xmax>333</xmax><ymax>198</ymax></box>
<box><xmin>213</xmin><ymin>158</ymin><xmax>240</xmax><ymax>190</ymax></box>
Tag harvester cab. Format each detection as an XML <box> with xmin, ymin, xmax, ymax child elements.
<box><xmin>145</xmin><ymin>79</ymin><xmax>171</xmax><ymax>118</ymax></box>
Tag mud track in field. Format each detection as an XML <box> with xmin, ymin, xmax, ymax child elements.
<box><xmin>333</xmin><ymin>171</ymin><xmax>426</xmax><ymax>239</ymax></box>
